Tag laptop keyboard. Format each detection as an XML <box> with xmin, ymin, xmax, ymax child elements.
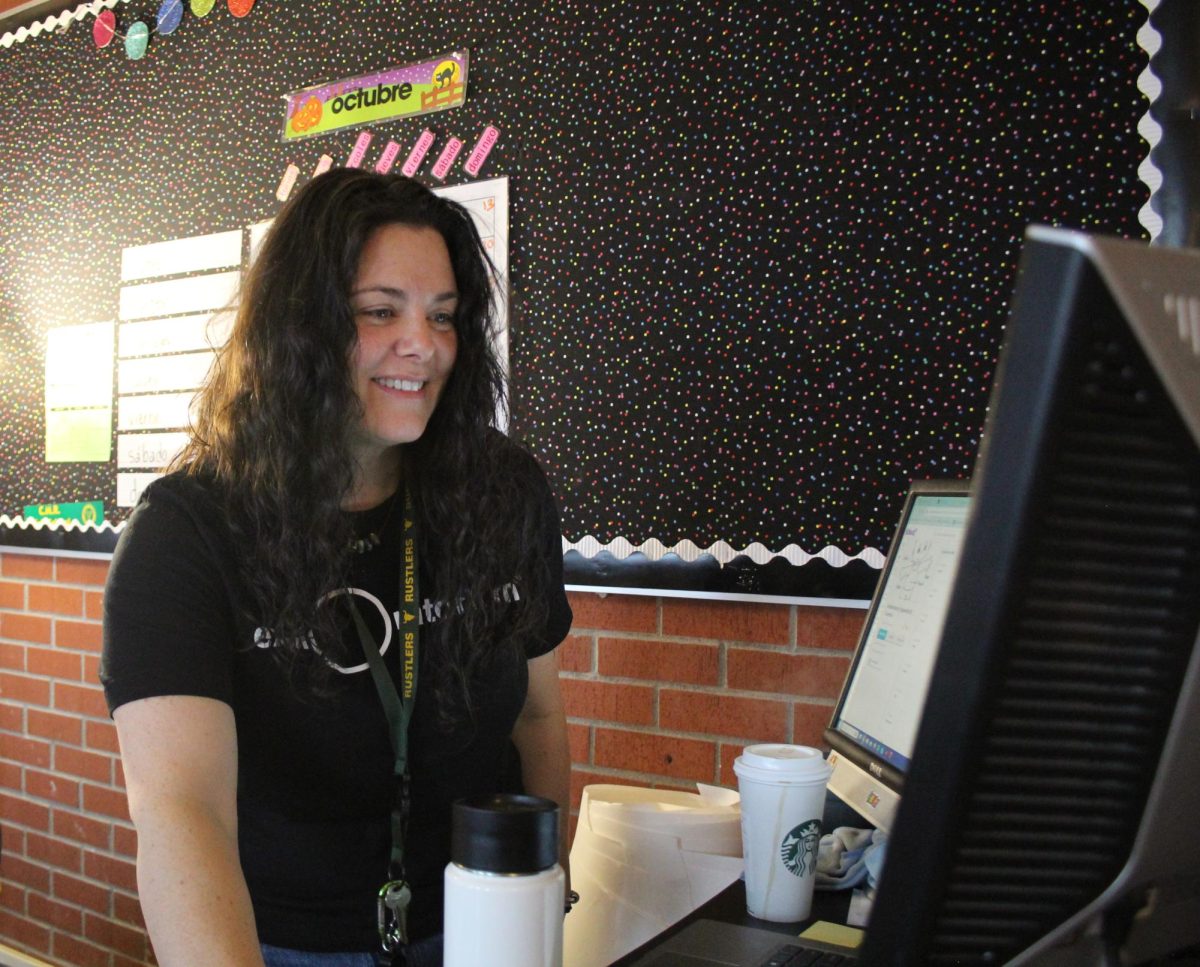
<box><xmin>760</xmin><ymin>944</ymin><xmax>856</xmax><ymax>966</ymax></box>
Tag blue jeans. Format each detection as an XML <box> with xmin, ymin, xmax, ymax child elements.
<box><xmin>261</xmin><ymin>935</ymin><xmax>443</xmax><ymax>967</ymax></box>
<box><xmin>260</xmin><ymin>946</ymin><xmax>376</xmax><ymax>967</ymax></box>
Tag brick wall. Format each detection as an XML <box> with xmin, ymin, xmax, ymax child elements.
<box><xmin>0</xmin><ymin>552</ymin><xmax>865</xmax><ymax>966</ymax></box>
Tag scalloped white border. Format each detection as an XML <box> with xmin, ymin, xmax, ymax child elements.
<box><xmin>1</xmin><ymin>0</ymin><xmax>130</xmax><ymax>49</ymax></box>
<box><xmin>0</xmin><ymin>513</ymin><xmax>121</xmax><ymax>534</ymax></box>
<box><xmin>563</xmin><ymin>536</ymin><xmax>885</xmax><ymax>570</ymax></box>
<box><xmin>1136</xmin><ymin>0</ymin><xmax>1164</xmax><ymax>241</ymax></box>
<box><xmin>0</xmin><ymin>514</ymin><xmax>885</xmax><ymax>572</ymax></box>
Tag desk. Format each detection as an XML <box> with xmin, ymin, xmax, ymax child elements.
<box><xmin>609</xmin><ymin>879</ymin><xmax>854</xmax><ymax>966</ymax></box>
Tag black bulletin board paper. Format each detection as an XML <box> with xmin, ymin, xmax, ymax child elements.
<box><xmin>0</xmin><ymin>2</ymin><xmax>1148</xmax><ymax>603</ymax></box>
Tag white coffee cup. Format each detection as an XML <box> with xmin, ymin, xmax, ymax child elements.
<box><xmin>733</xmin><ymin>744</ymin><xmax>832</xmax><ymax>922</ymax></box>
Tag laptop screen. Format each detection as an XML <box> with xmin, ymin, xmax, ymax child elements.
<box><xmin>824</xmin><ymin>480</ymin><xmax>971</xmax><ymax>830</ymax></box>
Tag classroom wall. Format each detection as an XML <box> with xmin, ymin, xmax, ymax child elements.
<box><xmin>0</xmin><ymin>552</ymin><xmax>863</xmax><ymax>966</ymax></box>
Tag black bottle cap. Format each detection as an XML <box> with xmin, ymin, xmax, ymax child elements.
<box><xmin>451</xmin><ymin>793</ymin><xmax>560</xmax><ymax>874</ymax></box>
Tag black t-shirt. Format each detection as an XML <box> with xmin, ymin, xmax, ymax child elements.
<box><xmin>100</xmin><ymin>462</ymin><xmax>572</xmax><ymax>952</ymax></box>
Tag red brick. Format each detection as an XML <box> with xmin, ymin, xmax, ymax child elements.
<box><xmin>0</xmin><ymin>700</ymin><xmax>23</xmax><ymax>731</ymax></box>
<box><xmin>727</xmin><ymin>648</ymin><xmax>851</xmax><ymax>700</ymax></box>
<box><xmin>84</xmin><ymin>654</ymin><xmax>101</xmax><ymax>684</ymax></box>
<box><xmin>56</xmin><ymin>618</ymin><xmax>103</xmax><ymax>653</ymax></box>
<box><xmin>86</xmin><ymin>720</ymin><xmax>120</xmax><ymax>754</ymax></box>
<box><xmin>0</xmin><ymin>641</ymin><xmax>23</xmax><ymax>670</ymax></box>
<box><xmin>0</xmin><ymin>881</ymin><xmax>24</xmax><ymax>912</ymax></box>
<box><xmin>85</xmin><ymin>590</ymin><xmax>105</xmax><ymax>621</ymax></box>
<box><xmin>27</xmin><ymin>645</ymin><xmax>83</xmax><ymax>681</ymax></box>
<box><xmin>53</xmin><ymin>870</ymin><xmax>110</xmax><ymax>913</ymax></box>
<box><xmin>1</xmin><ymin>822</ymin><xmax>25</xmax><ymax>855</ymax></box>
<box><xmin>52</xmin><ymin>932</ymin><xmax>111</xmax><ymax>967</ymax></box>
<box><xmin>599</xmin><ymin>638</ymin><xmax>719</xmax><ymax>685</ymax></box>
<box><xmin>84</xmin><ymin>784</ymin><xmax>132</xmax><ymax>822</ymax></box>
<box><xmin>561</xmin><ymin>679</ymin><xmax>654</xmax><ymax>726</ymax></box>
<box><xmin>567</xmin><ymin>592</ymin><xmax>658</xmax><ymax>633</ymax></box>
<box><xmin>567</xmin><ymin>722</ymin><xmax>590</xmax><ymax>764</ymax></box>
<box><xmin>0</xmin><ymin>612</ymin><xmax>52</xmax><ymax>644</ymax></box>
<box><xmin>0</xmin><ymin>910</ymin><xmax>51</xmax><ymax>956</ymax></box>
<box><xmin>718</xmin><ymin>742</ymin><xmax>747</xmax><ymax>788</ymax></box>
<box><xmin>593</xmin><ymin>728</ymin><xmax>716</xmax><ymax>783</ymax></box>
<box><xmin>113</xmin><ymin>824</ymin><xmax>138</xmax><ymax>858</ymax></box>
<box><xmin>0</xmin><ymin>760</ymin><xmax>21</xmax><ymax>790</ymax></box>
<box><xmin>795</xmin><ymin>605</ymin><xmax>867</xmax><ymax>651</ymax></box>
<box><xmin>0</xmin><ymin>792</ymin><xmax>51</xmax><ymax>833</ymax></box>
<box><xmin>0</xmin><ymin>853</ymin><xmax>51</xmax><ymax>892</ymax></box>
<box><xmin>4</xmin><ymin>733</ymin><xmax>52</xmax><ymax>768</ymax></box>
<box><xmin>558</xmin><ymin>634</ymin><xmax>593</xmax><ymax>673</ymax></box>
<box><xmin>54</xmin><ymin>681</ymin><xmax>109</xmax><ymax>719</ymax></box>
<box><xmin>1</xmin><ymin>554</ymin><xmax>54</xmax><ymax>581</ymax></box>
<box><xmin>112</xmin><ymin>891</ymin><xmax>145</xmax><ymax>929</ymax></box>
<box><xmin>28</xmin><ymin>707</ymin><xmax>83</xmax><ymax>745</ymax></box>
<box><xmin>28</xmin><ymin>584</ymin><xmax>84</xmax><ymax>617</ymax></box>
<box><xmin>53</xmin><ymin>808</ymin><xmax>111</xmax><ymax>849</ymax></box>
<box><xmin>84</xmin><ymin>851</ymin><xmax>137</xmax><ymax>893</ymax></box>
<box><xmin>26</xmin><ymin>769</ymin><xmax>81</xmax><ymax>807</ymax></box>
<box><xmin>662</xmin><ymin>599</ymin><xmax>789</xmax><ymax>645</ymax></box>
<box><xmin>55</xmin><ymin>746</ymin><xmax>113</xmax><ymax>784</ymax></box>
<box><xmin>28</xmin><ymin>891</ymin><xmax>83</xmax><ymax>934</ymax></box>
<box><xmin>26</xmin><ymin>831</ymin><xmax>83</xmax><ymax>873</ymax></box>
<box><xmin>0</xmin><ymin>580</ymin><xmax>24</xmax><ymax>609</ymax></box>
<box><xmin>794</xmin><ymin>702</ymin><xmax>835</xmax><ymax>747</ymax></box>
<box><xmin>0</xmin><ymin>671</ymin><xmax>50</xmax><ymax>706</ymax></box>
<box><xmin>660</xmin><ymin>689</ymin><xmax>789</xmax><ymax>743</ymax></box>
<box><xmin>56</xmin><ymin>558</ymin><xmax>111</xmax><ymax>587</ymax></box>
<box><xmin>85</xmin><ymin>911</ymin><xmax>149</xmax><ymax>959</ymax></box>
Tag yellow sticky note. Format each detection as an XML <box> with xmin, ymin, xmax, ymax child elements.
<box><xmin>798</xmin><ymin>920</ymin><xmax>865</xmax><ymax>949</ymax></box>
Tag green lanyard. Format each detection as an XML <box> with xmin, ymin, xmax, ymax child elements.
<box><xmin>348</xmin><ymin>489</ymin><xmax>418</xmax><ymax>953</ymax></box>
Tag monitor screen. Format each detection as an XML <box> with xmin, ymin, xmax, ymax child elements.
<box><xmin>823</xmin><ymin>480</ymin><xmax>970</xmax><ymax>831</ymax></box>
<box><xmin>834</xmin><ymin>487</ymin><xmax>971</xmax><ymax>772</ymax></box>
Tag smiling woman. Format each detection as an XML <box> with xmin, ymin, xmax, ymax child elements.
<box><xmin>347</xmin><ymin>224</ymin><xmax>459</xmax><ymax>505</ymax></box>
<box><xmin>99</xmin><ymin>170</ymin><xmax>573</xmax><ymax>966</ymax></box>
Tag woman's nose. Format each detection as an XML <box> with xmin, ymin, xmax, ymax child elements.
<box><xmin>389</xmin><ymin>312</ymin><xmax>435</xmax><ymax>359</ymax></box>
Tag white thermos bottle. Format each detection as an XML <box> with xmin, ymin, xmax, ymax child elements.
<box><xmin>443</xmin><ymin>793</ymin><xmax>565</xmax><ymax>967</ymax></box>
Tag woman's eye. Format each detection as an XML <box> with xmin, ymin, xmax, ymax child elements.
<box><xmin>430</xmin><ymin>312</ymin><xmax>455</xmax><ymax>330</ymax></box>
<box><xmin>357</xmin><ymin>307</ymin><xmax>393</xmax><ymax>323</ymax></box>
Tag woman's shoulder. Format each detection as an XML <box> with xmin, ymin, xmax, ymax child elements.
<box><xmin>139</xmin><ymin>468</ymin><xmax>221</xmax><ymax>502</ymax></box>
<box><xmin>118</xmin><ymin>470</ymin><xmax>234</xmax><ymax>558</ymax></box>
<box><xmin>483</xmin><ymin>429</ymin><xmax>549</xmax><ymax>481</ymax></box>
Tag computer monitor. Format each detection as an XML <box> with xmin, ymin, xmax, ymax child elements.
<box><xmin>823</xmin><ymin>480</ymin><xmax>971</xmax><ymax>833</ymax></box>
<box><xmin>859</xmin><ymin>226</ymin><xmax>1200</xmax><ymax>966</ymax></box>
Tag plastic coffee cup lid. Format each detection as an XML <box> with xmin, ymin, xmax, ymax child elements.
<box><xmin>733</xmin><ymin>744</ymin><xmax>832</xmax><ymax>784</ymax></box>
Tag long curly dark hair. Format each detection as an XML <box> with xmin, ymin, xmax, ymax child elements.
<box><xmin>172</xmin><ymin>169</ymin><xmax>555</xmax><ymax>707</ymax></box>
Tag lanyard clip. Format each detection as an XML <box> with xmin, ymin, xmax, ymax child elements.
<box><xmin>377</xmin><ymin>879</ymin><xmax>411</xmax><ymax>953</ymax></box>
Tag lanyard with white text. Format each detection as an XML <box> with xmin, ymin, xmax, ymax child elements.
<box><xmin>349</xmin><ymin>488</ymin><xmax>418</xmax><ymax>953</ymax></box>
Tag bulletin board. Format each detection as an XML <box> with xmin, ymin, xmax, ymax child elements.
<box><xmin>0</xmin><ymin>1</ymin><xmax>1150</xmax><ymax>603</ymax></box>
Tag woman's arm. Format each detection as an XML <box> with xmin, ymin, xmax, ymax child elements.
<box><xmin>114</xmin><ymin>694</ymin><xmax>265</xmax><ymax>967</ymax></box>
<box><xmin>511</xmin><ymin>649</ymin><xmax>572</xmax><ymax>880</ymax></box>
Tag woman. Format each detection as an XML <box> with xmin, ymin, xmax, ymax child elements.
<box><xmin>101</xmin><ymin>169</ymin><xmax>573</xmax><ymax>966</ymax></box>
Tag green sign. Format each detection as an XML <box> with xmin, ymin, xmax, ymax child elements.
<box><xmin>24</xmin><ymin>501</ymin><xmax>104</xmax><ymax>526</ymax></box>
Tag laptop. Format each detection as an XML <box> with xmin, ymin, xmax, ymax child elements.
<box><xmin>628</xmin><ymin>917</ymin><xmax>857</xmax><ymax>965</ymax></box>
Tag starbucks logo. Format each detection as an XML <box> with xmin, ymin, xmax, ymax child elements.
<box><xmin>780</xmin><ymin>819</ymin><xmax>821</xmax><ymax>877</ymax></box>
